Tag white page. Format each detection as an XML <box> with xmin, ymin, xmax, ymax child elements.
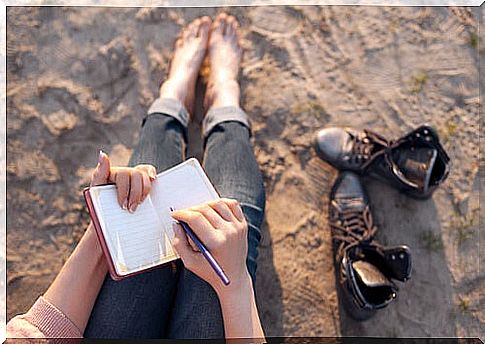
<box><xmin>149</xmin><ymin>158</ymin><xmax>220</xmax><ymax>243</ymax></box>
<box><xmin>90</xmin><ymin>186</ymin><xmax>178</xmax><ymax>276</ymax></box>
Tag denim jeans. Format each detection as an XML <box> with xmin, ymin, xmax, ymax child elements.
<box><xmin>84</xmin><ymin>98</ymin><xmax>265</xmax><ymax>339</ymax></box>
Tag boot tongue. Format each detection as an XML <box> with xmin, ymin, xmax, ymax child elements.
<box><xmin>352</xmin><ymin>260</ymin><xmax>393</xmax><ymax>288</ymax></box>
<box><xmin>340</xmin><ymin>198</ymin><xmax>366</xmax><ymax>213</ymax></box>
<box><xmin>351</xmin><ymin>260</ymin><xmax>397</xmax><ymax>306</ymax></box>
<box><xmin>393</xmin><ymin>147</ymin><xmax>438</xmax><ymax>192</ymax></box>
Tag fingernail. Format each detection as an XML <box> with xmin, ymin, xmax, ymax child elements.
<box><xmin>122</xmin><ymin>200</ymin><xmax>128</xmax><ymax>210</ymax></box>
<box><xmin>98</xmin><ymin>150</ymin><xmax>105</xmax><ymax>164</ymax></box>
<box><xmin>149</xmin><ymin>170</ymin><xmax>157</xmax><ymax>180</ymax></box>
<box><xmin>129</xmin><ymin>203</ymin><xmax>137</xmax><ymax>213</ymax></box>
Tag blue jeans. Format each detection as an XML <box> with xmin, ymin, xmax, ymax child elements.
<box><xmin>84</xmin><ymin>99</ymin><xmax>265</xmax><ymax>339</ymax></box>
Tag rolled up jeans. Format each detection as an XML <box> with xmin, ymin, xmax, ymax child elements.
<box><xmin>84</xmin><ymin>98</ymin><xmax>265</xmax><ymax>339</ymax></box>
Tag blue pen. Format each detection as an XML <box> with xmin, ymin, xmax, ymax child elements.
<box><xmin>170</xmin><ymin>207</ymin><xmax>230</xmax><ymax>286</ymax></box>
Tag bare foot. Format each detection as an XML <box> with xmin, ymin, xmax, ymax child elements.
<box><xmin>160</xmin><ymin>16</ymin><xmax>211</xmax><ymax>115</ymax></box>
<box><xmin>204</xmin><ymin>13</ymin><xmax>243</xmax><ymax>110</ymax></box>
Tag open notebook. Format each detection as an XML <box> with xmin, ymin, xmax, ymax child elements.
<box><xmin>83</xmin><ymin>158</ymin><xmax>219</xmax><ymax>280</ymax></box>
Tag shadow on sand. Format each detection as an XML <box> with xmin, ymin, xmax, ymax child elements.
<box><xmin>255</xmin><ymin>217</ymin><xmax>285</xmax><ymax>337</ymax></box>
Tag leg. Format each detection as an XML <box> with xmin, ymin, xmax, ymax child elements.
<box><xmin>202</xmin><ymin>11</ymin><xmax>265</xmax><ymax>286</ymax></box>
<box><xmin>167</xmin><ymin>14</ymin><xmax>265</xmax><ymax>339</ymax></box>
<box><xmin>85</xmin><ymin>17</ymin><xmax>212</xmax><ymax>338</ymax></box>
<box><xmin>166</xmin><ymin>261</ymin><xmax>225</xmax><ymax>339</ymax></box>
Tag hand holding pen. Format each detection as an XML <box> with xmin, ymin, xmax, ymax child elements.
<box><xmin>171</xmin><ymin>198</ymin><xmax>251</xmax><ymax>294</ymax></box>
<box><xmin>171</xmin><ymin>207</ymin><xmax>230</xmax><ymax>286</ymax></box>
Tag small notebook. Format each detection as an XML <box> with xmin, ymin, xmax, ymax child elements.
<box><xmin>83</xmin><ymin>158</ymin><xmax>219</xmax><ymax>280</ymax></box>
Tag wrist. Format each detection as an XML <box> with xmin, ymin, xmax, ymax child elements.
<box><xmin>214</xmin><ymin>269</ymin><xmax>253</xmax><ymax>303</ymax></box>
<box><xmin>84</xmin><ymin>223</ymin><xmax>107</xmax><ymax>270</ymax></box>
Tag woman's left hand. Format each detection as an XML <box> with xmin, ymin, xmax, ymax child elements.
<box><xmin>90</xmin><ymin>151</ymin><xmax>157</xmax><ymax>212</ymax></box>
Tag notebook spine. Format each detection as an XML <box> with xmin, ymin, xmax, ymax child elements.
<box><xmin>83</xmin><ymin>187</ymin><xmax>123</xmax><ymax>281</ymax></box>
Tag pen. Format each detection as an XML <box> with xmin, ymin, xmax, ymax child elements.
<box><xmin>170</xmin><ymin>207</ymin><xmax>230</xmax><ymax>286</ymax></box>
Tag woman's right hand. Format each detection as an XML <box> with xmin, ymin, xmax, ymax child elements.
<box><xmin>91</xmin><ymin>151</ymin><xmax>157</xmax><ymax>212</ymax></box>
<box><xmin>171</xmin><ymin>198</ymin><xmax>252</xmax><ymax>296</ymax></box>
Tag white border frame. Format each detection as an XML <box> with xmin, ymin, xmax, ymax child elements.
<box><xmin>0</xmin><ymin>1</ymin><xmax>482</xmax><ymax>342</ymax></box>
<box><xmin>1</xmin><ymin>0</ymin><xmax>6</xmax><ymax>342</ymax></box>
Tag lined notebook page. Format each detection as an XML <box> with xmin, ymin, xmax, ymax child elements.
<box><xmin>150</xmin><ymin>158</ymin><xmax>220</xmax><ymax>241</ymax></box>
<box><xmin>91</xmin><ymin>187</ymin><xmax>178</xmax><ymax>276</ymax></box>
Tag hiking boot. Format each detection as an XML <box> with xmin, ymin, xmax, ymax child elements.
<box><xmin>315</xmin><ymin>127</ymin><xmax>389</xmax><ymax>171</ymax></box>
<box><xmin>315</xmin><ymin>125</ymin><xmax>450</xmax><ymax>199</ymax></box>
<box><xmin>329</xmin><ymin>172</ymin><xmax>412</xmax><ymax>320</ymax></box>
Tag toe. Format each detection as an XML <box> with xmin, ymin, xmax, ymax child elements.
<box><xmin>215</xmin><ymin>12</ymin><xmax>227</xmax><ymax>34</ymax></box>
<box><xmin>182</xmin><ymin>26</ymin><xmax>191</xmax><ymax>40</ymax></box>
<box><xmin>175</xmin><ymin>37</ymin><xmax>183</xmax><ymax>48</ymax></box>
<box><xmin>187</xmin><ymin>18</ymin><xmax>200</xmax><ymax>38</ymax></box>
<box><xmin>225</xmin><ymin>15</ymin><xmax>237</xmax><ymax>36</ymax></box>
<box><xmin>197</xmin><ymin>16</ymin><xmax>211</xmax><ymax>39</ymax></box>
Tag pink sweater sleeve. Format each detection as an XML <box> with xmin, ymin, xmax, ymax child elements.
<box><xmin>6</xmin><ymin>296</ymin><xmax>82</xmax><ymax>339</ymax></box>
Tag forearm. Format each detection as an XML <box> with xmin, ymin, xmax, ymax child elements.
<box><xmin>216</xmin><ymin>274</ymin><xmax>265</xmax><ymax>342</ymax></box>
<box><xmin>44</xmin><ymin>224</ymin><xmax>107</xmax><ymax>333</ymax></box>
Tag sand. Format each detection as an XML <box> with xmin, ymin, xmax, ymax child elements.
<box><xmin>6</xmin><ymin>6</ymin><xmax>483</xmax><ymax>338</ymax></box>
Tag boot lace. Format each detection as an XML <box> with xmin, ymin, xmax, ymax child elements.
<box><xmin>343</xmin><ymin>131</ymin><xmax>388</xmax><ymax>167</ymax></box>
<box><xmin>330</xmin><ymin>199</ymin><xmax>379</xmax><ymax>261</ymax></box>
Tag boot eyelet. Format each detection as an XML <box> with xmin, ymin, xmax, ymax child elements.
<box><xmin>391</xmin><ymin>254</ymin><xmax>396</xmax><ymax>260</ymax></box>
<box><xmin>399</xmin><ymin>253</ymin><xmax>405</xmax><ymax>259</ymax></box>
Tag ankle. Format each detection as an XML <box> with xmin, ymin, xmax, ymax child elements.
<box><xmin>208</xmin><ymin>80</ymin><xmax>240</xmax><ymax>109</ymax></box>
<box><xmin>159</xmin><ymin>77</ymin><xmax>195</xmax><ymax>115</ymax></box>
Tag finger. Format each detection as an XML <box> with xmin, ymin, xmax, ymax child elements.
<box><xmin>172</xmin><ymin>211</ymin><xmax>203</xmax><ymax>251</ymax></box>
<box><xmin>192</xmin><ymin>204</ymin><xmax>227</xmax><ymax>229</ymax></box>
<box><xmin>172</xmin><ymin>224</ymin><xmax>204</xmax><ymax>269</ymax></box>
<box><xmin>111</xmin><ymin>170</ymin><xmax>130</xmax><ymax>210</ymax></box>
<box><xmin>141</xmin><ymin>172</ymin><xmax>152</xmax><ymax>201</ymax></box>
<box><xmin>135</xmin><ymin>164</ymin><xmax>157</xmax><ymax>180</ymax></box>
<box><xmin>207</xmin><ymin>199</ymin><xmax>235</xmax><ymax>222</ymax></box>
<box><xmin>187</xmin><ymin>236</ymin><xmax>200</xmax><ymax>252</ymax></box>
<box><xmin>171</xmin><ymin>209</ymin><xmax>220</xmax><ymax>245</ymax></box>
<box><xmin>128</xmin><ymin>172</ymin><xmax>143</xmax><ymax>212</ymax></box>
<box><xmin>222</xmin><ymin>198</ymin><xmax>245</xmax><ymax>222</ymax></box>
<box><xmin>90</xmin><ymin>151</ymin><xmax>111</xmax><ymax>186</ymax></box>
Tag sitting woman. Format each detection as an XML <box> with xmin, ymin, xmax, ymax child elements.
<box><xmin>7</xmin><ymin>13</ymin><xmax>266</xmax><ymax>340</ymax></box>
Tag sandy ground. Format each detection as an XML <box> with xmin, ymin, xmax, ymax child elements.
<box><xmin>6</xmin><ymin>6</ymin><xmax>483</xmax><ymax>338</ymax></box>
